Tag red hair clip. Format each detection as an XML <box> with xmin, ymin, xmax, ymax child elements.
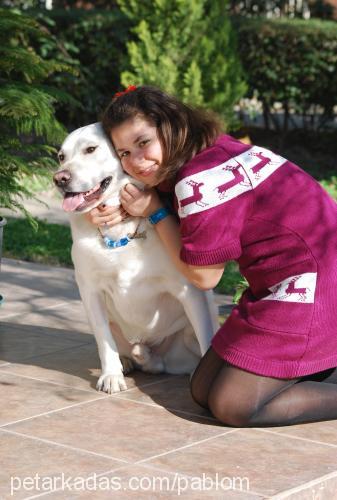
<box><xmin>114</xmin><ymin>85</ymin><xmax>137</xmax><ymax>98</ymax></box>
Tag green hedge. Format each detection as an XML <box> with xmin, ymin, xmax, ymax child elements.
<box><xmin>234</xmin><ymin>17</ymin><xmax>337</xmax><ymax>131</ymax></box>
<box><xmin>42</xmin><ymin>5</ymin><xmax>246</xmax><ymax>130</ymax></box>
<box><xmin>32</xmin><ymin>10</ymin><xmax>337</xmax><ymax>132</ymax></box>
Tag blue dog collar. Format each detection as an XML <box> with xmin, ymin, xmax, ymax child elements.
<box><xmin>98</xmin><ymin>220</ymin><xmax>146</xmax><ymax>249</ymax></box>
<box><xmin>102</xmin><ymin>235</ymin><xmax>131</xmax><ymax>249</ymax></box>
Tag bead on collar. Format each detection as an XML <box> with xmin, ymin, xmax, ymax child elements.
<box><xmin>102</xmin><ymin>235</ymin><xmax>131</xmax><ymax>248</ymax></box>
<box><xmin>98</xmin><ymin>222</ymin><xmax>146</xmax><ymax>249</ymax></box>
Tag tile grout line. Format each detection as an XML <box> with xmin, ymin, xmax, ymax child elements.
<box><xmin>0</xmin><ymin>370</ymin><xmax>175</xmax><ymax>398</ymax></box>
<box><xmin>0</xmin><ymin>301</ymin><xmax>72</xmax><ymax>320</ymax></box>
<box><xmin>256</xmin><ymin>427</ymin><xmax>337</xmax><ymax>449</ymax></box>
<box><xmin>0</xmin><ymin>324</ymin><xmax>94</xmax><ymax>345</ymax></box>
<box><xmin>0</xmin><ymin>394</ymin><xmax>109</xmax><ymax>429</ymax></box>
<box><xmin>1</xmin><ymin>424</ymin><xmax>241</xmax><ymax>492</ymax></box>
<box><xmin>269</xmin><ymin>469</ymin><xmax>337</xmax><ymax>499</ymax></box>
<box><xmin>0</xmin><ymin>368</ymin><xmax>100</xmax><ymax>395</ymax></box>
<box><xmin>116</xmin><ymin>393</ymin><xmax>218</xmax><ymax>422</ymax></box>
<box><xmin>136</xmin><ymin>428</ymin><xmax>241</xmax><ymax>464</ymax></box>
<box><xmin>0</xmin><ymin>376</ymin><xmax>179</xmax><ymax>428</ymax></box>
<box><xmin>0</xmin><ymin>427</ymin><xmax>129</xmax><ymax>464</ymax></box>
<box><xmin>120</xmin><ymin>376</ymin><xmax>176</xmax><ymax>392</ymax></box>
<box><xmin>0</xmin><ymin>341</ymin><xmax>96</xmax><ymax>367</ymax></box>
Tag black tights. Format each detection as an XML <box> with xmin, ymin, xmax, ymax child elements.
<box><xmin>190</xmin><ymin>347</ymin><xmax>337</xmax><ymax>427</ymax></box>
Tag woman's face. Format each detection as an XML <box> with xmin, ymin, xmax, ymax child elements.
<box><xmin>111</xmin><ymin>115</ymin><xmax>163</xmax><ymax>187</ymax></box>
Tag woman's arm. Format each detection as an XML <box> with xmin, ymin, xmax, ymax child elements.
<box><xmin>120</xmin><ymin>184</ymin><xmax>225</xmax><ymax>290</ymax></box>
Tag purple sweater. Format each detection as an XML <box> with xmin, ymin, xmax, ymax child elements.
<box><xmin>174</xmin><ymin>135</ymin><xmax>337</xmax><ymax>378</ymax></box>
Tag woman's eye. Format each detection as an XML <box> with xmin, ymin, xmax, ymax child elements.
<box><xmin>120</xmin><ymin>151</ymin><xmax>129</xmax><ymax>158</ymax></box>
<box><xmin>86</xmin><ymin>146</ymin><xmax>97</xmax><ymax>154</ymax></box>
<box><xmin>139</xmin><ymin>139</ymin><xmax>150</xmax><ymax>147</ymax></box>
<box><xmin>58</xmin><ymin>153</ymin><xmax>65</xmax><ymax>162</ymax></box>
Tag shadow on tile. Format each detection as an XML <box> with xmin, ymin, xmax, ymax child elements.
<box><xmin>0</xmin><ymin>321</ymin><xmax>218</xmax><ymax>425</ymax></box>
<box><xmin>0</xmin><ymin>322</ymin><xmax>93</xmax><ymax>362</ymax></box>
<box><xmin>0</xmin><ymin>322</ymin><xmax>99</xmax><ymax>392</ymax></box>
<box><xmin>117</xmin><ymin>374</ymin><xmax>217</xmax><ymax>425</ymax></box>
<box><xmin>0</xmin><ymin>324</ymin><xmax>195</xmax><ymax>399</ymax></box>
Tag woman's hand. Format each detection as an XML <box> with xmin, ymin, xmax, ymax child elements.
<box><xmin>120</xmin><ymin>184</ymin><xmax>163</xmax><ymax>217</ymax></box>
<box><xmin>85</xmin><ymin>204</ymin><xmax>129</xmax><ymax>227</ymax></box>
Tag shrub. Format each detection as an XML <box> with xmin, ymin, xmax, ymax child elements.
<box><xmin>117</xmin><ymin>0</ymin><xmax>247</xmax><ymax>129</ymax></box>
<box><xmin>234</xmin><ymin>16</ymin><xmax>337</xmax><ymax>131</ymax></box>
<box><xmin>0</xmin><ymin>8</ymin><xmax>74</xmax><ymax>217</ymax></box>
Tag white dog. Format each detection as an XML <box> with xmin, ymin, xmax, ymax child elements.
<box><xmin>54</xmin><ymin>123</ymin><xmax>218</xmax><ymax>393</ymax></box>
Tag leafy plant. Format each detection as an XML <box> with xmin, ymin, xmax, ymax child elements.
<box><xmin>117</xmin><ymin>0</ymin><xmax>247</xmax><ymax>129</ymax></box>
<box><xmin>0</xmin><ymin>8</ymin><xmax>75</xmax><ymax>218</ymax></box>
<box><xmin>235</xmin><ymin>16</ymin><xmax>337</xmax><ymax>132</ymax></box>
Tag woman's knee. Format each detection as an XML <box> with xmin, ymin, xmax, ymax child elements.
<box><xmin>208</xmin><ymin>390</ymin><xmax>257</xmax><ymax>427</ymax></box>
<box><xmin>190</xmin><ymin>369</ymin><xmax>209</xmax><ymax>409</ymax></box>
<box><xmin>189</xmin><ymin>347</ymin><xmax>224</xmax><ymax>409</ymax></box>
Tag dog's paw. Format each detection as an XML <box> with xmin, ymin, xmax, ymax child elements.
<box><xmin>120</xmin><ymin>356</ymin><xmax>135</xmax><ymax>375</ymax></box>
<box><xmin>96</xmin><ymin>372</ymin><xmax>127</xmax><ymax>393</ymax></box>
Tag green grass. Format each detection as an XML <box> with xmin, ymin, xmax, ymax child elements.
<box><xmin>3</xmin><ymin>218</ymin><xmax>73</xmax><ymax>267</ymax></box>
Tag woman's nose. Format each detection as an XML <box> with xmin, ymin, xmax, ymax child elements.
<box><xmin>129</xmin><ymin>152</ymin><xmax>145</xmax><ymax>168</ymax></box>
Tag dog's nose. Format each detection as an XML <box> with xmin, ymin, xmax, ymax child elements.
<box><xmin>53</xmin><ymin>169</ymin><xmax>71</xmax><ymax>187</ymax></box>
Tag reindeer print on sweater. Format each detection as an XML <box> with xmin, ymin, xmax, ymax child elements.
<box><xmin>174</xmin><ymin>134</ymin><xmax>337</xmax><ymax>378</ymax></box>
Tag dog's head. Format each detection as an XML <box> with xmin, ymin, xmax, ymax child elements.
<box><xmin>54</xmin><ymin>123</ymin><xmax>142</xmax><ymax>213</ymax></box>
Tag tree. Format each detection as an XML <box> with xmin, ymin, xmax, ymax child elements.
<box><xmin>0</xmin><ymin>8</ymin><xmax>75</xmax><ymax>217</ymax></box>
<box><xmin>117</xmin><ymin>0</ymin><xmax>246</xmax><ymax>129</ymax></box>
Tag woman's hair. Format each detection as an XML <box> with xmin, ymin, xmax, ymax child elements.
<box><xmin>101</xmin><ymin>85</ymin><xmax>222</xmax><ymax>182</ymax></box>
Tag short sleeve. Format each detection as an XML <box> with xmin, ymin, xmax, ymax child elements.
<box><xmin>175</xmin><ymin>141</ymin><xmax>253</xmax><ymax>266</ymax></box>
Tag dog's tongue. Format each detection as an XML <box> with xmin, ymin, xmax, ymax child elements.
<box><xmin>63</xmin><ymin>192</ymin><xmax>85</xmax><ymax>212</ymax></box>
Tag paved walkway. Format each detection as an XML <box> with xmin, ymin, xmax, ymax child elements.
<box><xmin>1</xmin><ymin>189</ymin><xmax>69</xmax><ymax>226</ymax></box>
<box><xmin>1</xmin><ymin>258</ymin><xmax>337</xmax><ymax>498</ymax></box>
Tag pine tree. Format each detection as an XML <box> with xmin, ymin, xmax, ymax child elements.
<box><xmin>0</xmin><ymin>8</ymin><xmax>74</xmax><ymax>217</ymax></box>
<box><xmin>117</xmin><ymin>0</ymin><xmax>247</xmax><ymax>129</ymax></box>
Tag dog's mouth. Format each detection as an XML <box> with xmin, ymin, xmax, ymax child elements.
<box><xmin>62</xmin><ymin>177</ymin><xmax>112</xmax><ymax>212</ymax></box>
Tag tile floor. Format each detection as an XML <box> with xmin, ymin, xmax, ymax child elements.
<box><xmin>1</xmin><ymin>258</ymin><xmax>337</xmax><ymax>499</ymax></box>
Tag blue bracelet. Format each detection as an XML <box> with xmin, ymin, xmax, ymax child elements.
<box><xmin>148</xmin><ymin>207</ymin><xmax>170</xmax><ymax>225</ymax></box>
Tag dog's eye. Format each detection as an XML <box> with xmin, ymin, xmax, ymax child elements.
<box><xmin>86</xmin><ymin>146</ymin><xmax>97</xmax><ymax>154</ymax></box>
<box><xmin>58</xmin><ymin>153</ymin><xmax>65</xmax><ymax>162</ymax></box>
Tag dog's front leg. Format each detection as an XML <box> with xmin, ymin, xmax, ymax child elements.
<box><xmin>76</xmin><ymin>278</ymin><xmax>127</xmax><ymax>393</ymax></box>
